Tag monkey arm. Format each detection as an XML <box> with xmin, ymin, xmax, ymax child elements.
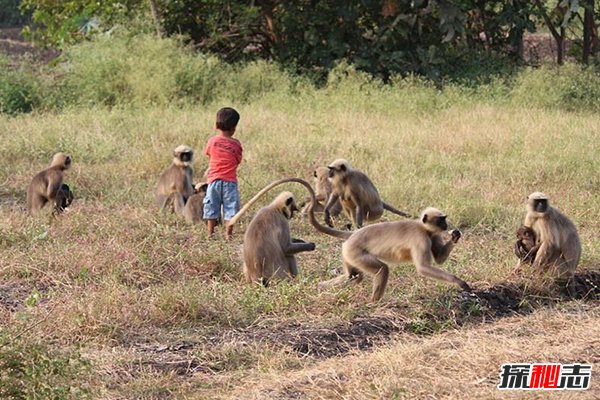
<box><xmin>354</xmin><ymin>204</ymin><xmax>364</xmax><ymax>228</ymax></box>
<box><xmin>46</xmin><ymin>176</ymin><xmax>62</xmax><ymax>200</ymax></box>
<box><xmin>431</xmin><ymin>235</ymin><xmax>455</xmax><ymax>264</ymax></box>
<box><xmin>524</xmin><ymin>242</ymin><xmax>540</xmax><ymax>262</ymax></box>
<box><xmin>413</xmin><ymin>251</ymin><xmax>470</xmax><ymax>292</ymax></box>
<box><xmin>532</xmin><ymin>241</ymin><xmax>560</xmax><ymax>268</ymax></box>
<box><xmin>285</xmin><ymin>241</ymin><xmax>316</xmax><ymax>255</ymax></box>
<box><xmin>324</xmin><ymin>193</ymin><xmax>340</xmax><ymax>227</ymax></box>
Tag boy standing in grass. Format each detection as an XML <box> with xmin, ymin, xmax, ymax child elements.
<box><xmin>203</xmin><ymin>107</ymin><xmax>243</xmax><ymax>239</ymax></box>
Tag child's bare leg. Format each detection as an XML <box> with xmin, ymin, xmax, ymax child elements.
<box><xmin>207</xmin><ymin>219</ymin><xmax>218</xmax><ymax>238</ymax></box>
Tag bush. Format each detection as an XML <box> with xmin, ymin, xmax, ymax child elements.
<box><xmin>0</xmin><ymin>332</ymin><xmax>92</xmax><ymax>399</ymax></box>
<box><xmin>0</xmin><ymin>56</ymin><xmax>42</xmax><ymax>115</ymax></box>
<box><xmin>60</xmin><ymin>32</ymin><xmax>297</xmax><ymax>108</ymax></box>
<box><xmin>511</xmin><ymin>63</ymin><xmax>600</xmax><ymax>111</ymax></box>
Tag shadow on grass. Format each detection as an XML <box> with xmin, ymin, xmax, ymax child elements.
<box><xmin>227</xmin><ymin>270</ymin><xmax>600</xmax><ymax>359</ymax></box>
<box><xmin>129</xmin><ymin>270</ymin><xmax>600</xmax><ymax>376</ymax></box>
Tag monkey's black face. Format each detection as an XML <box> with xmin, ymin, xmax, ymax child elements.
<box><xmin>179</xmin><ymin>151</ymin><xmax>193</xmax><ymax>163</ymax></box>
<box><xmin>284</xmin><ymin>196</ymin><xmax>298</xmax><ymax>219</ymax></box>
<box><xmin>533</xmin><ymin>199</ymin><xmax>548</xmax><ymax>213</ymax></box>
<box><xmin>327</xmin><ymin>167</ymin><xmax>335</xmax><ymax>178</ymax></box>
<box><xmin>436</xmin><ymin>216</ymin><xmax>448</xmax><ymax>231</ymax></box>
<box><xmin>290</xmin><ymin>203</ymin><xmax>298</xmax><ymax>218</ymax></box>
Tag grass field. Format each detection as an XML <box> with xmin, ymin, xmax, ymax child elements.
<box><xmin>1</xmin><ymin>86</ymin><xmax>599</xmax><ymax>398</ymax></box>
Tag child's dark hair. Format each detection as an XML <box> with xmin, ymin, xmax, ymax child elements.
<box><xmin>216</xmin><ymin>107</ymin><xmax>240</xmax><ymax>131</ymax></box>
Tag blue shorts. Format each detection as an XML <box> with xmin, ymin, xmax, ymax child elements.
<box><xmin>203</xmin><ymin>180</ymin><xmax>240</xmax><ymax>221</ymax></box>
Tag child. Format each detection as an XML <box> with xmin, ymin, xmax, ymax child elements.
<box><xmin>203</xmin><ymin>107</ymin><xmax>243</xmax><ymax>239</ymax></box>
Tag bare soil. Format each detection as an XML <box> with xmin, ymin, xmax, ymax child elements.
<box><xmin>0</xmin><ymin>27</ymin><xmax>59</xmax><ymax>65</ymax></box>
<box><xmin>114</xmin><ymin>270</ymin><xmax>600</xmax><ymax>378</ymax></box>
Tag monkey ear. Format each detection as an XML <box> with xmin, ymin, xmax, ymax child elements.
<box><xmin>422</xmin><ymin>214</ymin><xmax>428</xmax><ymax>223</ymax></box>
<box><xmin>286</xmin><ymin>197</ymin><xmax>294</xmax><ymax>206</ymax></box>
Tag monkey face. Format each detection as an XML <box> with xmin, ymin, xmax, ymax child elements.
<box><xmin>194</xmin><ymin>182</ymin><xmax>208</xmax><ymax>194</ymax></box>
<box><xmin>436</xmin><ymin>216</ymin><xmax>448</xmax><ymax>231</ymax></box>
<box><xmin>284</xmin><ymin>196</ymin><xmax>298</xmax><ymax>219</ymax></box>
<box><xmin>533</xmin><ymin>198</ymin><xmax>548</xmax><ymax>213</ymax></box>
<box><xmin>179</xmin><ymin>151</ymin><xmax>193</xmax><ymax>163</ymax></box>
<box><xmin>516</xmin><ymin>226</ymin><xmax>534</xmax><ymax>240</ymax></box>
<box><xmin>527</xmin><ymin>192</ymin><xmax>549</xmax><ymax>214</ymax></box>
<box><xmin>421</xmin><ymin>209</ymin><xmax>447</xmax><ymax>232</ymax></box>
<box><xmin>327</xmin><ymin>159</ymin><xmax>349</xmax><ymax>178</ymax></box>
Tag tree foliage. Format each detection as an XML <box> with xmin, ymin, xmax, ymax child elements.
<box><xmin>17</xmin><ymin>0</ymin><xmax>597</xmax><ymax>78</ymax></box>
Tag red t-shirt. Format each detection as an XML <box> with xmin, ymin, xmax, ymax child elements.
<box><xmin>204</xmin><ymin>135</ymin><xmax>243</xmax><ymax>183</ymax></box>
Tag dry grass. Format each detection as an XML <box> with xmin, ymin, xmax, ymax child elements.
<box><xmin>225</xmin><ymin>303</ymin><xmax>600</xmax><ymax>400</ymax></box>
<box><xmin>0</xmin><ymin>92</ymin><xmax>599</xmax><ymax>398</ymax></box>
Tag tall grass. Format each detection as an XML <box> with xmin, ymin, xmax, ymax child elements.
<box><xmin>2</xmin><ymin>33</ymin><xmax>600</xmax><ymax>115</ymax></box>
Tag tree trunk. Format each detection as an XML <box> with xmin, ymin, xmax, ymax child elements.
<box><xmin>148</xmin><ymin>0</ymin><xmax>165</xmax><ymax>38</ymax></box>
<box><xmin>557</xmin><ymin>27</ymin><xmax>565</xmax><ymax>65</ymax></box>
<box><xmin>534</xmin><ymin>0</ymin><xmax>565</xmax><ymax>64</ymax></box>
<box><xmin>583</xmin><ymin>0</ymin><xmax>595</xmax><ymax>63</ymax></box>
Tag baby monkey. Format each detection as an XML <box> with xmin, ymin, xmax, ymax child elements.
<box><xmin>514</xmin><ymin>225</ymin><xmax>539</xmax><ymax>265</ymax></box>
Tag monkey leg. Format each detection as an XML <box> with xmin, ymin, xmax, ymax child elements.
<box><xmin>364</xmin><ymin>203</ymin><xmax>384</xmax><ymax>223</ymax></box>
<box><xmin>317</xmin><ymin>260</ymin><xmax>363</xmax><ymax>291</ymax></box>
<box><xmin>415</xmin><ymin>262</ymin><xmax>471</xmax><ymax>292</ymax></box>
<box><xmin>173</xmin><ymin>193</ymin><xmax>186</xmax><ymax>214</ymax></box>
<box><xmin>29</xmin><ymin>195</ymin><xmax>48</xmax><ymax>215</ymax></box>
<box><xmin>286</xmin><ymin>256</ymin><xmax>299</xmax><ymax>278</ymax></box>
<box><xmin>508</xmin><ymin>259</ymin><xmax>523</xmax><ymax>278</ymax></box>
<box><xmin>243</xmin><ymin>261</ymin><xmax>267</xmax><ymax>286</ymax></box>
<box><xmin>560</xmin><ymin>238</ymin><xmax>581</xmax><ymax>276</ymax></box>
<box><xmin>347</xmin><ymin>252</ymin><xmax>389</xmax><ymax>302</ymax></box>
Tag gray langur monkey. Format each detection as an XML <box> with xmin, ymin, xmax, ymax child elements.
<box><xmin>512</xmin><ymin>225</ymin><xmax>539</xmax><ymax>273</ymax></box>
<box><xmin>27</xmin><ymin>152</ymin><xmax>73</xmax><ymax>215</ymax></box>
<box><xmin>300</xmin><ymin>166</ymin><xmax>342</xmax><ymax>217</ymax></box>
<box><xmin>324</xmin><ymin>159</ymin><xmax>411</xmax><ymax>229</ymax></box>
<box><xmin>307</xmin><ymin>193</ymin><xmax>470</xmax><ymax>301</ymax></box>
<box><xmin>227</xmin><ymin>178</ymin><xmax>317</xmax><ymax>286</ymax></box>
<box><xmin>523</xmin><ymin>192</ymin><xmax>581</xmax><ymax>280</ymax></box>
<box><xmin>183</xmin><ymin>182</ymin><xmax>208</xmax><ymax>224</ymax></box>
<box><xmin>155</xmin><ymin>145</ymin><xmax>194</xmax><ymax>214</ymax></box>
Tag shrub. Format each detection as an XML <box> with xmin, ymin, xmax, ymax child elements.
<box><xmin>0</xmin><ymin>332</ymin><xmax>92</xmax><ymax>399</ymax></box>
<box><xmin>0</xmin><ymin>56</ymin><xmax>42</xmax><ymax>115</ymax></box>
<box><xmin>510</xmin><ymin>63</ymin><xmax>600</xmax><ymax>112</ymax></box>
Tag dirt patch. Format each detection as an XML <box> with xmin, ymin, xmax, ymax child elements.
<box><xmin>218</xmin><ymin>270</ymin><xmax>600</xmax><ymax>358</ymax></box>
<box><xmin>0</xmin><ymin>281</ymin><xmax>42</xmax><ymax>312</ymax></box>
<box><xmin>126</xmin><ymin>270</ymin><xmax>600</xmax><ymax>377</ymax></box>
<box><xmin>0</xmin><ymin>27</ymin><xmax>59</xmax><ymax>65</ymax></box>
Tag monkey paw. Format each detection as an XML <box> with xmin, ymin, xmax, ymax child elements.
<box><xmin>451</xmin><ymin>229</ymin><xmax>461</xmax><ymax>243</ymax></box>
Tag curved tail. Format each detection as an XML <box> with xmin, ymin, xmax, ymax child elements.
<box><xmin>228</xmin><ymin>177</ymin><xmax>352</xmax><ymax>240</ymax></box>
<box><xmin>383</xmin><ymin>201</ymin><xmax>413</xmax><ymax>218</ymax></box>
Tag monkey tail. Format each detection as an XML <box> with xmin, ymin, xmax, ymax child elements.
<box><xmin>228</xmin><ymin>177</ymin><xmax>352</xmax><ymax>240</ymax></box>
<box><xmin>228</xmin><ymin>178</ymin><xmax>312</xmax><ymax>226</ymax></box>
<box><xmin>382</xmin><ymin>202</ymin><xmax>413</xmax><ymax>218</ymax></box>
